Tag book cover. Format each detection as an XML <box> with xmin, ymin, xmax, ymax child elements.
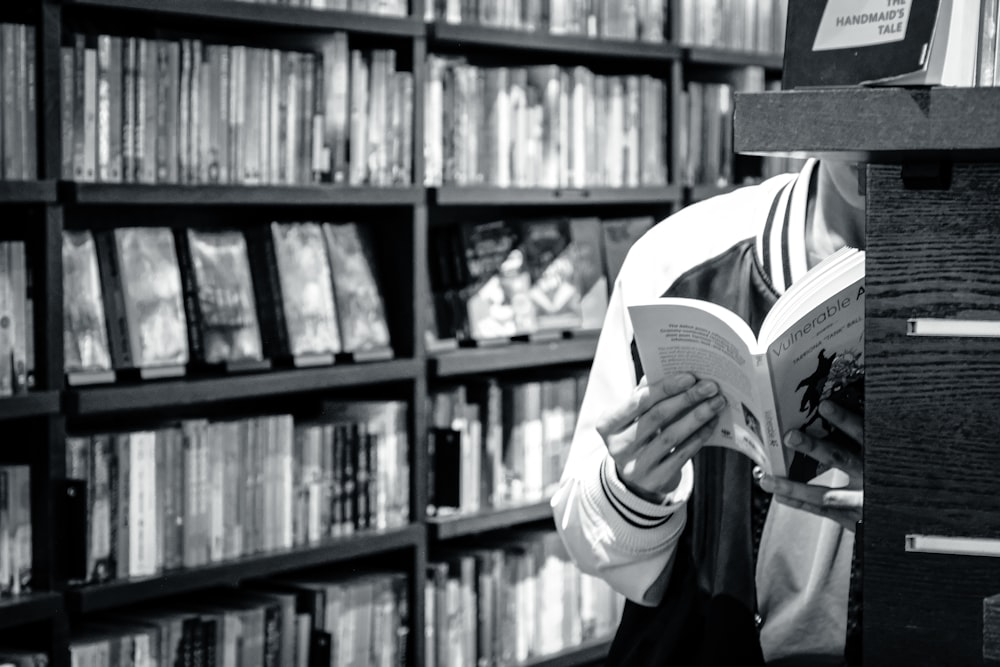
<box><xmin>183</xmin><ymin>228</ymin><xmax>265</xmax><ymax>365</ymax></box>
<box><xmin>457</xmin><ymin>220</ymin><xmax>537</xmax><ymax>342</ymax></box>
<box><xmin>520</xmin><ymin>219</ymin><xmax>583</xmax><ymax>334</ymax></box>
<box><xmin>783</xmin><ymin>0</ymin><xmax>980</xmax><ymax>88</ymax></box>
<box><xmin>270</xmin><ymin>222</ymin><xmax>342</xmax><ymax>359</ymax></box>
<box><xmin>321</xmin><ymin>222</ymin><xmax>393</xmax><ymax>357</ymax></box>
<box><xmin>568</xmin><ymin>217</ymin><xmax>609</xmax><ymax>331</ymax></box>
<box><xmin>600</xmin><ymin>216</ymin><xmax>655</xmax><ymax>288</ymax></box>
<box><xmin>62</xmin><ymin>230</ymin><xmax>113</xmax><ymax>378</ymax></box>
<box><xmin>113</xmin><ymin>227</ymin><xmax>189</xmax><ymax>370</ymax></box>
<box><xmin>628</xmin><ymin>247</ymin><xmax>866</xmax><ymax>477</ymax></box>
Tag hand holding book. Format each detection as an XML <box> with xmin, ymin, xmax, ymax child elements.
<box><xmin>759</xmin><ymin>398</ymin><xmax>864</xmax><ymax>533</ymax></box>
<box><xmin>596</xmin><ymin>372</ymin><xmax>728</xmax><ymax>504</ymax></box>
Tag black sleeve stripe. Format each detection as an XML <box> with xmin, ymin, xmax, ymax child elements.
<box><xmin>760</xmin><ymin>181</ymin><xmax>790</xmax><ymax>280</ymax></box>
<box><xmin>780</xmin><ymin>179</ymin><xmax>796</xmax><ymax>290</ymax></box>
<box><xmin>599</xmin><ymin>459</ymin><xmax>675</xmax><ymax>529</ymax></box>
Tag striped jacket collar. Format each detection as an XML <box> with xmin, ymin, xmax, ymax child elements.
<box><xmin>754</xmin><ymin>159</ymin><xmax>818</xmax><ymax>295</ymax></box>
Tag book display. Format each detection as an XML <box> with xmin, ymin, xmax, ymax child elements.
<box><xmin>0</xmin><ymin>0</ymin><xmax>792</xmax><ymax>664</ymax></box>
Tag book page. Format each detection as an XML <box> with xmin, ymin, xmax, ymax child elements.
<box><xmin>628</xmin><ymin>299</ymin><xmax>772</xmax><ymax>471</ymax></box>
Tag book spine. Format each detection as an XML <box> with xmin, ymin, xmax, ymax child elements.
<box><xmin>93</xmin><ymin>230</ymin><xmax>132</xmax><ymax>369</ymax></box>
<box><xmin>173</xmin><ymin>229</ymin><xmax>204</xmax><ymax>365</ymax></box>
<box><xmin>23</xmin><ymin>27</ymin><xmax>36</xmax><ymax>180</ymax></box>
<box><xmin>122</xmin><ymin>37</ymin><xmax>136</xmax><ymax>183</ymax></box>
<box><xmin>244</xmin><ymin>225</ymin><xmax>289</xmax><ymax>360</ymax></box>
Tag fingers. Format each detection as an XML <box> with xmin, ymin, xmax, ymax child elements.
<box><xmin>597</xmin><ymin>372</ymin><xmax>698</xmax><ymax>436</ymax></box>
<box><xmin>819</xmin><ymin>400</ymin><xmax>863</xmax><ymax>445</ymax></box>
<box><xmin>759</xmin><ymin>475</ymin><xmax>863</xmax><ymax>530</ymax></box>
<box><xmin>772</xmin><ymin>492</ymin><xmax>862</xmax><ymax>532</ymax></box>
<box><xmin>784</xmin><ymin>428</ymin><xmax>863</xmax><ymax>478</ymax></box>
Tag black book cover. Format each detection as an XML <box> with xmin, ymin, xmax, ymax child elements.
<box><xmin>782</xmin><ymin>0</ymin><xmax>942</xmax><ymax>89</ymax></box>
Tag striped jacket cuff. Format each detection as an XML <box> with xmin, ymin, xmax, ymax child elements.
<box><xmin>597</xmin><ymin>454</ymin><xmax>693</xmax><ymax>530</ymax></box>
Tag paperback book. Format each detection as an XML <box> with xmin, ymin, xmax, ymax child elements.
<box><xmin>628</xmin><ymin>247</ymin><xmax>865</xmax><ymax>476</ymax></box>
<box><xmin>321</xmin><ymin>222</ymin><xmax>393</xmax><ymax>360</ymax></box>
<box><xmin>62</xmin><ymin>230</ymin><xmax>114</xmax><ymax>384</ymax></box>
<box><xmin>270</xmin><ymin>222</ymin><xmax>342</xmax><ymax>363</ymax></box>
<box><xmin>783</xmin><ymin>0</ymin><xmax>981</xmax><ymax>88</ymax></box>
<box><xmin>96</xmin><ymin>227</ymin><xmax>189</xmax><ymax>378</ymax></box>
<box><xmin>177</xmin><ymin>228</ymin><xmax>266</xmax><ymax>369</ymax></box>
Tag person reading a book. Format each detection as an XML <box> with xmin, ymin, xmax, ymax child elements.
<box><xmin>552</xmin><ymin>158</ymin><xmax>865</xmax><ymax>666</ymax></box>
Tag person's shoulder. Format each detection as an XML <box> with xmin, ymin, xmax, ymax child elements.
<box><xmin>620</xmin><ymin>173</ymin><xmax>798</xmax><ymax>299</ymax></box>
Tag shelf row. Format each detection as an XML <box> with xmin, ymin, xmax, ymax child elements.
<box><xmin>22</xmin><ymin>0</ymin><xmax>785</xmax><ymax>69</ymax></box>
<box><xmin>0</xmin><ymin>337</ymin><xmax>598</xmax><ymax>418</ymax></box>
<box><xmin>0</xmin><ymin>181</ymin><xmax>692</xmax><ymax>206</ymax></box>
<box><xmin>0</xmin><ymin>498</ymin><xmax>556</xmax><ymax>612</ymax></box>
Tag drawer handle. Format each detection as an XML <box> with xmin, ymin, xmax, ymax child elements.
<box><xmin>907</xmin><ymin>318</ymin><xmax>1000</xmax><ymax>338</ymax></box>
<box><xmin>906</xmin><ymin>534</ymin><xmax>1000</xmax><ymax>557</ymax></box>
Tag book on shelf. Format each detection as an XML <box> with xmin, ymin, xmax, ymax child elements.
<box><xmin>65</xmin><ymin>403</ymin><xmax>409</xmax><ymax>583</ymax></box>
<box><xmin>251</xmin><ymin>571</ymin><xmax>409</xmax><ymax>666</ymax></box>
<box><xmin>247</xmin><ymin>222</ymin><xmax>341</xmax><ymax>367</ymax></box>
<box><xmin>74</xmin><ymin>574</ymin><xmax>407</xmax><ymax>667</ymax></box>
<box><xmin>427</xmin><ymin>374</ymin><xmax>582</xmax><ymax>516</ymax></box>
<box><xmin>599</xmin><ymin>216</ymin><xmax>655</xmax><ymax>289</ymax></box>
<box><xmin>0</xmin><ymin>23</ymin><xmax>37</xmax><ymax>181</ymax></box>
<box><xmin>63</xmin><ymin>231</ymin><xmax>116</xmax><ymax>386</ymax></box>
<box><xmin>424</xmin><ymin>57</ymin><xmax>668</xmax><ymax>189</ymax></box>
<box><xmin>427</xmin><ymin>0</ymin><xmax>667</xmax><ymax>41</ymax></box>
<box><xmin>321</xmin><ymin>222</ymin><xmax>394</xmax><ymax>360</ymax></box>
<box><xmin>678</xmin><ymin>0</ymin><xmax>788</xmax><ymax>53</ymax></box>
<box><xmin>174</xmin><ymin>228</ymin><xmax>268</xmax><ymax>371</ymax></box>
<box><xmin>94</xmin><ymin>227</ymin><xmax>189</xmax><ymax>379</ymax></box>
<box><xmin>0</xmin><ymin>241</ymin><xmax>31</xmax><ymax>396</ymax></box>
<box><xmin>426</xmin><ymin>530</ymin><xmax>623</xmax><ymax>667</ymax></box>
<box><xmin>628</xmin><ymin>247</ymin><xmax>866</xmax><ymax>477</ymax></box>
<box><xmin>0</xmin><ymin>466</ymin><xmax>31</xmax><ymax>597</ymax></box>
<box><xmin>61</xmin><ymin>32</ymin><xmax>413</xmax><ymax>186</ymax></box>
<box><xmin>226</xmin><ymin>0</ymin><xmax>408</xmax><ymax>16</ymax></box>
<box><xmin>0</xmin><ymin>650</ymin><xmax>48</xmax><ymax>667</ymax></box>
<box><xmin>520</xmin><ymin>218</ymin><xmax>584</xmax><ymax>336</ymax></box>
<box><xmin>451</xmin><ymin>219</ymin><xmax>537</xmax><ymax>343</ymax></box>
<box><xmin>782</xmin><ymin>0</ymin><xmax>983</xmax><ymax>88</ymax></box>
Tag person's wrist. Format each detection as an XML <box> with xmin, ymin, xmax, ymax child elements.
<box><xmin>619</xmin><ymin>469</ymin><xmax>682</xmax><ymax>505</ymax></box>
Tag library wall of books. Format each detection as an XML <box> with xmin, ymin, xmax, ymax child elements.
<box><xmin>0</xmin><ymin>0</ymin><xmax>793</xmax><ymax>665</ymax></box>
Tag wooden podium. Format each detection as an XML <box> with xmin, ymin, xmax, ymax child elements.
<box><xmin>736</xmin><ymin>87</ymin><xmax>1000</xmax><ymax>666</ymax></box>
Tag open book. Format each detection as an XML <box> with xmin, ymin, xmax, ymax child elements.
<box><xmin>628</xmin><ymin>247</ymin><xmax>865</xmax><ymax>477</ymax></box>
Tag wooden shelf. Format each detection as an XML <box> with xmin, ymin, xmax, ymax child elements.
<box><xmin>65</xmin><ymin>525</ymin><xmax>424</xmax><ymax>614</ymax></box>
<box><xmin>431</xmin><ymin>22</ymin><xmax>681</xmax><ymax>61</ymax></box>
<box><xmin>0</xmin><ymin>392</ymin><xmax>61</xmax><ymax>421</ymax></box>
<box><xmin>735</xmin><ymin>88</ymin><xmax>1000</xmax><ymax>162</ymax></box>
<box><xmin>522</xmin><ymin>639</ymin><xmax>613</xmax><ymax>667</ymax></box>
<box><xmin>429</xmin><ymin>501</ymin><xmax>554</xmax><ymax>539</ymax></box>
<box><xmin>685</xmin><ymin>46</ymin><xmax>783</xmax><ymax>70</ymax></box>
<box><xmin>61</xmin><ymin>182</ymin><xmax>424</xmax><ymax>206</ymax></box>
<box><xmin>0</xmin><ymin>181</ymin><xmax>58</xmax><ymax>204</ymax></box>
<box><xmin>688</xmin><ymin>182</ymin><xmax>746</xmax><ymax>201</ymax></box>
<box><xmin>0</xmin><ymin>592</ymin><xmax>64</xmax><ymax>630</ymax></box>
<box><xmin>66</xmin><ymin>359</ymin><xmax>421</xmax><ymax>415</ymax></box>
<box><xmin>431</xmin><ymin>335</ymin><xmax>598</xmax><ymax>378</ymax></box>
<box><xmin>432</xmin><ymin>185</ymin><xmax>682</xmax><ymax>206</ymax></box>
<box><xmin>61</xmin><ymin>0</ymin><xmax>422</xmax><ymax>36</ymax></box>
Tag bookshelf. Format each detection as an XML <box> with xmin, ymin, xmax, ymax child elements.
<box><xmin>735</xmin><ymin>87</ymin><xmax>1000</xmax><ymax>666</ymax></box>
<box><xmin>428</xmin><ymin>500</ymin><xmax>554</xmax><ymax>540</ymax></box>
<box><xmin>0</xmin><ymin>0</ymin><xmax>787</xmax><ymax>664</ymax></box>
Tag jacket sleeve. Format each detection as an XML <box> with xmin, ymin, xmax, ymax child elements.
<box><xmin>551</xmin><ymin>268</ymin><xmax>694</xmax><ymax>607</ymax></box>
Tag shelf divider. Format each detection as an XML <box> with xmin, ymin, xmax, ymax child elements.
<box><xmin>61</xmin><ymin>0</ymin><xmax>423</xmax><ymax>35</ymax></box>
<box><xmin>67</xmin><ymin>359</ymin><xmax>421</xmax><ymax>415</ymax></box>
<box><xmin>65</xmin><ymin>525</ymin><xmax>425</xmax><ymax>614</ymax></box>
<box><xmin>429</xmin><ymin>501</ymin><xmax>555</xmax><ymax>540</ymax></box>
